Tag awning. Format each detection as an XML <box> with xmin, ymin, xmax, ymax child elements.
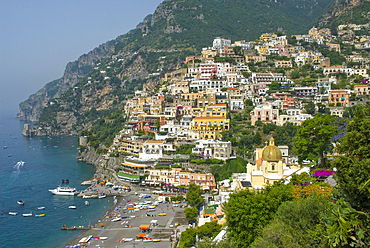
<box><xmin>140</xmin><ymin>224</ymin><xmax>150</xmax><ymax>230</ymax></box>
<box><xmin>137</xmin><ymin>233</ymin><xmax>146</xmax><ymax>238</ymax></box>
<box><xmin>121</xmin><ymin>162</ymin><xmax>146</xmax><ymax>168</ymax></box>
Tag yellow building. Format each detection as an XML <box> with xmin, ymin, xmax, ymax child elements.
<box><xmin>191</xmin><ymin>116</ymin><xmax>230</xmax><ymax>140</ymax></box>
<box><xmin>204</xmin><ymin>104</ymin><xmax>227</xmax><ymax>117</ymax></box>
<box><xmin>247</xmin><ymin>137</ymin><xmax>299</xmax><ymax>188</ymax></box>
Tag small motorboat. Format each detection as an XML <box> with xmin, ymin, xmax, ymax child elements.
<box><xmin>37</xmin><ymin>206</ymin><xmax>45</xmax><ymax>210</ymax></box>
<box><xmin>35</xmin><ymin>214</ymin><xmax>45</xmax><ymax>217</ymax></box>
<box><xmin>17</xmin><ymin>199</ymin><xmax>24</xmax><ymax>205</ymax></box>
<box><xmin>98</xmin><ymin>193</ymin><xmax>106</xmax><ymax>199</ymax></box>
<box><xmin>153</xmin><ymin>239</ymin><xmax>161</xmax><ymax>242</ymax></box>
<box><xmin>85</xmin><ymin>201</ymin><xmax>89</xmax><ymax>206</ymax></box>
<box><xmin>23</xmin><ymin>212</ymin><xmax>32</xmax><ymax>217</ymax></box>
<box><xmin>68</xmin><ymin>206</ymin><xmax>76</xmax><ymax>209</ymax></box>
<box><xmin>9</xmin><ymin>212</ymin><xmax>17</xmax><ymax>216</ymax></box>
<box><xmin>111</xmin><ymin>217</ymin><xmax>121</xmax><ymax>222</ymax></box>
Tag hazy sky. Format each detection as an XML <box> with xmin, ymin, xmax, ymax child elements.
<box><xmin>0</xmin><ymin>0</ymin><xmax>163</xmax><ymax>115</ymax></box>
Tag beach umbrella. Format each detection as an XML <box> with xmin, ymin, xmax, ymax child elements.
<box><xmin>137</xmin><ymin>233</ymin><xmax>146</xmax><ymax>238</ymax></box>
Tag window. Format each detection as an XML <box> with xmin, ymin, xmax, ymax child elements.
<box><xmin>272</xmin><ymin>164</ymin><xmax>275</xmax><ymax>171</ymax></box>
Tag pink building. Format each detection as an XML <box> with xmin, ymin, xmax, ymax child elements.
<box><xmin>250</xmin><ymin>104</ymin><xmax>279</xmax><ymax>125</ymax></box>
<box><xmin>177</xmin><ymin>172</ymin><xmax>216</xmax><ymax>190</ymax></box>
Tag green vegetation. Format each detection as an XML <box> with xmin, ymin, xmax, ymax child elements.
<box><xmin>179</xmin><ymin>221</ymin><xmax>222</xmax><ymax>248</ymax></box>
<box><xmin>211</xmin><ymin>157</ymin><xmax>247</xmax><ymax>182</ymax></box>
<box><xmin>80</xmin><ymin>111</ymin><xmax>125</xmax><ymax>147</ymax></box>
<box><xmin>186</xmin><ymin>183</ymin><xmax>204</xmax><ymax>208</ymax></box>
<box><xmin>333</xmin><ymin>106</ymin><xmax>370</xmax><ymax>210</ymax></box>
<box><xmin>225</xmin><ymin>184</ymin><xmax>294</xmax><ymax>247</ymax></box>
<box><xmin>294</xmin><ymin>114</ymin><xmax>338</xmax><ymax>167</ymax></box>
<box><xmin>176</xmin><ymin>144</ymin><xmax>195</xmax><ymax>155</ymax></box>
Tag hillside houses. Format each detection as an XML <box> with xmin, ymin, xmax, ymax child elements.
<box><xmin>101</xmin><ymin>25</ymin><xmax>370</xmax><ymax>191</ymax></box>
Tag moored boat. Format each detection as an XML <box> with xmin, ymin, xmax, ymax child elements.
<box><xmin>68</xmin><ymin>206</ymin><xmax>76</xmax><ymax>209</ymax></box>
<box><xmin>17</xmin><ymin>199</ymin><xmax>24</xmax><ymax>205</ymax></box>
<box><xmin>85</xmin><ymin>201</ymin><xmax>89</xmax><ymax>206</ymax></box>
<box><xmin>37</xmin><ymin>206</ymin><xmax>45</xmax><ymax>210</ymax></box>
<box><xmin>23</xmin><ymin>212</ymin><xmax>32</xmax><ymax>217</ymax></box>
<box><xmin>35</xmin><ymin>213</ymin><xmax>45</xmax><ymax>217</ymax></box>
<box><xmin>98</xmin><ymin>193</ymin><xmax>106</xmax><ymax>199</ymax></box>
<box><xmin>49</xmin><ymin>186</ymin><xmax>77</xmax><ymax>196</ymax></box>
<box><xmin>9</xmin><ymin>212</ymin><xmax>17</xmax><ymax>216</ymax></box>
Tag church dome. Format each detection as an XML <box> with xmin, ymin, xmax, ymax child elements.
<box><xmin>262</xmin><ymin>137</ymin><xmax>282</xmax><ymax>161</ymax></box>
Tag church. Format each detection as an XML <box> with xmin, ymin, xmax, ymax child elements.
<box><xmin>246</xmin><ymin>137</ymin><xmax>300</xmax><ymax>189</ymax></box>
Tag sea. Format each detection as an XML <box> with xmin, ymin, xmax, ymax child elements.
<box><xmin>0</xmin><ymin>111</ymin><xmax>113</xmax><ymax>248</ymax></box>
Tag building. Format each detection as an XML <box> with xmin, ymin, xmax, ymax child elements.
<box><xmin>250</xmin><ymin>104</ymin><xmax>279</xmax><ymax>125</ymax></box>
<box><xmin>246</xmin><ymin>137</ymin><xmax>300</xmax><ymax>189</ymax></box>
<box><xmin>354</xmin><ymin>85</ymin><xmax>369</xmax><ymax>96</ymax></box>
<box><xmin>329</xmin><ymin>90</ymin><xmax>350</xmax><ymax>107</ymax></box>
<box><xmin>213</xmin><ymin>37</ymin><xmax>231</xmax><ymax>49</ymax></box>
<box><xmin>192</xmin><ymin>139</ymin><xmax>232</xmax><ymax>160</ymax></box>
<box><xmin>139</xmin><ymin>140</ymin><xmax>165</xmax><ymax>160</ymax></box>
<box><xmin>118</xmin><ymin>157</ymin><xmax>156</xmax><ymax>183</ymax></box>
<box><xmin>191</xmin><ymin>116</ymin><xmax>230</xmax><ymax>140</ymax></box>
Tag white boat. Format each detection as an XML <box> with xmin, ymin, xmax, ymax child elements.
<box><xmin>98</xmin><ymin>193</ymin><xmax>106</xmax><ymax>199</ymax></box>
<box><xmin>68</xmin><ymin>206</ymin><xmax>76</xmax><ymax>209</ymax></box>
<box><xmin>23</xmin><ymin>212</ymin><xmax>32</xmax><ymax>217</ymax></box>
<box><xmin>37</xmin><ymin>206</ymin><xmax>45</xmax><ymax>210</ymax></box>
<box><xmin>17</xmin><ymin>199</ymin><xmax>24</xmax><ymax>205</ymax></box>
<box><xmin>49</xmin><ymin>187</ymin><xmax>77</xmax><ymax>196</ymax></box>
<box><xmin>85</xmin><ymin>201</ymin><xmax>89</xmax><ymax>206</ymax></box>
<box><xmin>9</xmin><ymin>212</ymin><xmax>17</xmax><ymax>216</ymax></box>
<box><xmin>112</xmin><ymin>217</ymin><xmax>121</xmax><ymax>222</ymax></box>
<box><xmin>82</xmin><ymin>195</ymin><xmax>92</xmax><ymax>199</ymax></box>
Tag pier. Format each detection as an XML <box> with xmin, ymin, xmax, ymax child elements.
<box><xmin>61</xmin><ymin>226</ymin><xmax>91</xmax><ymax>230</ymax></box>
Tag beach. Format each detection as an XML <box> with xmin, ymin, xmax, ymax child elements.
<box><xmin>64</xmin><ymin>184</ymin><xmax>187</xmax><ymax>248</ymax></box>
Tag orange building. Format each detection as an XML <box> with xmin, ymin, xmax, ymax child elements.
<box><xmin>329</xmin><ymin>90</ymin><xmax>349</xmax><ymax>107</ymax></box>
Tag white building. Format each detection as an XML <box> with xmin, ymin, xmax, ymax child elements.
<box><xmin>139</xmin><ymin>140</ymin><xmax>164</xmax><ymax>160</ymax></box>
<box><xmin>192</xmin><ymin>139</ymin><xmax>232</xmax><ymax>160</ymax></box>
<box><xmin>213</xmin><ymin>37</ymin><xmax>231</xmax><ymax>49</ymax></box>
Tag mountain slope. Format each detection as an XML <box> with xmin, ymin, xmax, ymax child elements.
<box><xmin>20</xmin><ymin>0</ymin><xmax>336</xmax><ymax>135</ymax></box>
<box><xmin>317</xmin><ymin>0</ymin><xmax>368</xmax><ymax>33</ymax></box>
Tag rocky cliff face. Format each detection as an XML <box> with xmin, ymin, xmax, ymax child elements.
<box><xmin>19</xmin><ymin>42</ymin><xmax>115</xmax><ymax>121</ymax></box>
<box><xmin>77</xmin><ymin>147</ymin><xmax>124</xmax><ymax>184</ymax></box>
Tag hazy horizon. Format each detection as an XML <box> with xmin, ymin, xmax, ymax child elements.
<box><xmin>0</xmin><ymin>0</ymin><xmax>163</xmax><ymax>116</ymax></box>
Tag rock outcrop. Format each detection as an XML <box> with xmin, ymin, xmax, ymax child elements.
<box><xmin>77</xmin><ymin>146</ymin><xmax>124</xmax><ymax>184</ymax></box>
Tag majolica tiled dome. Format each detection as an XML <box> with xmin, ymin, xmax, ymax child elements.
<box><xmin>262</xmin><ymin>137</ymin><xmax>282</xmax><ymax>161</ymax></box>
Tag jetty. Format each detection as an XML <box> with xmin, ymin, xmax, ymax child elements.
<box><xmin>61</xmin><ymin>226</ymin><xmax>90</xmax><ymax>230</ymax></box>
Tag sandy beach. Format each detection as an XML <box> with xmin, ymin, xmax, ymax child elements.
<box><xmin>63</xmin><ymin>185</ymin><xmax>187</xmax><ymax>248</ymax></box>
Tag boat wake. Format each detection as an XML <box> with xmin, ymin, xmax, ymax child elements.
<box><xmin>12</xmin><ymin>161</ymin><xmax>25</xmax><ymax>178</ymax></box>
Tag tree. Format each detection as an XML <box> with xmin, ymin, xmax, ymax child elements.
<box><xmin>186</xmin><ymin>183</ymin><xmax>204</xmax><ymax>208</ymax></box>
<box><xmin>225</xmin><ymin>184</ymin><xmax>293</xmax><ymax>247</ymax></box>
<box><xmin>251</xmin><ymin>194</ymin><xmax>330</xmax><ymax>248</ymax></box>
<box><xmin>304</xmin><ymin>101</ymin><xmax>315</xmax><ymax>115</ymax></box>
<box><xmin>184</xmin><ymin>207</ymin><xmax>198</xmax><ymax>223</ymax></box>
<box><xmin>294</xmin><ymin>115</ymin><xmax>338</xmax><ymax>167</ymax></box>
<box><xmin>333</xmin><ymin>106</ymin><xmax>370</xmax><ymax>210</ymax></box>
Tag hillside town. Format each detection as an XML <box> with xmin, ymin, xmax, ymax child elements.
<box><xmin>78</xmin><ymin>24</ymin><xmax>370</xmax><ymax>246</ymax></box>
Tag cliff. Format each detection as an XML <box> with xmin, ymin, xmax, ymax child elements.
<box><xmin>77</xmin><ymin>146</ymin><xmax>124</xmax><ymax>184</ymax></box>
<box><xmin>18</xmin><ymin>41</ymin><xmax>115</xmax><ymax>121</ymax></box>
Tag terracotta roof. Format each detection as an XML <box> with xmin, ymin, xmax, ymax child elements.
<box><xmin>355</xmin><ymin>85</ymin><xmax>368</xmax><ymax>87</ymax></box>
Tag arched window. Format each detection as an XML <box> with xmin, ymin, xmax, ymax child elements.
<box><xmin>272</xmin><ymin>163</ymin><xmax>275</xmax><ymax>171</ymax></box>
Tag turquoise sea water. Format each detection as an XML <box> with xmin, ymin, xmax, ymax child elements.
<box><xmin>0</xmin><ymin>111</ymin><xmax>112</xmax><ymax>248</ymax></box>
